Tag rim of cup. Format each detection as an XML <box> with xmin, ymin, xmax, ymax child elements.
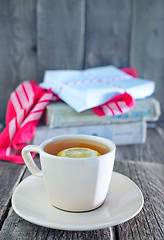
<box><xmin>39</xmin><ymin>134</ymin><xmax>116</xmax><ymax>159</ymax></box>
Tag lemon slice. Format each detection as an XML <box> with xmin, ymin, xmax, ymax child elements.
<box><xmin>57</xmin><ymin>147</ymin><xmax>100</xmax><ymax>158</ymax></box>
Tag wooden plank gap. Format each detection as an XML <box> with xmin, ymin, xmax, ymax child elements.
<box><xmin>81</xmin><ymin>0</ymin><xmax>87</xmax><ymax>70</ymax></box>
<box><xmin>0</xmin><ymin>199</ymin><xmax>11</xmax><ymax>231</ymax></box>
<box><xmin>128</xmin><ymin>0</ymin><xmax>135</xmax><ymax>67</ymax></box>
<box><xmin>110</xmin><ymin>226</ymin><xmax>118</xmax><ymax>240</ymax></box>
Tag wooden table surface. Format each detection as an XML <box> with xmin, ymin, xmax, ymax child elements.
<box><xmin>0</xmin><ymin>125</ymin><xmax>164</xmax><ymax>240</ymax></box>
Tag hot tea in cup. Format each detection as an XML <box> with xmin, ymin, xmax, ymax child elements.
<box><xmin>44</xmin><ymin>138</ymin><xmax>110</xmax><ymax>156</ymax></box>
<box><xmin>22</xmin><ymin>134</ymin><xmax>116</xmax><ymax>212</ymax></box>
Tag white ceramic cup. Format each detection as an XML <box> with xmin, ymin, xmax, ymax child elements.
<box><xmin>22</xmin><ymin>134</ymin><xmax>116</xmax><ymax>212</ymax></box>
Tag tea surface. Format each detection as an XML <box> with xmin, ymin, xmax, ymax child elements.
<box><xmin>44</xmin><ymin>138</ymin><xmax>110</xmax><ymax>156</ymax></box>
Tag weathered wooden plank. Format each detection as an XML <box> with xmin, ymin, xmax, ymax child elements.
<box><xmin>84</xmin><ymin>0</ymin><xmax>131</xmax><ymax>68</ymax></box>
<box><xmin>0</xmin><ymin>160</ymin><xmax>25</xmax><ymax>229</ymax></box>
<box><xmin>0</xmin><ymin>211</ymin><xmax>112</xmax><ymax>240</ymax></box>
<box><xmin>116</xmin><ymin>144</ymin><xmax>140</xmax><ymax>162</ymax></box>
<box><xmin>0</xmin><ymin>0</ymin><xmax>37</xmax><ymax>123</ymax></box>
<box><xmin>116</xmin><ymin>126</ymin><xmax>164</xmax><ymax>162</ymax></box>
<box><xmin>37</xmin><ymin>0</ymin><xmax>86</xmax><ymax>81</ymax></box>
<box><xmin>139</xmin><ymin>125</ymin><xmax>164</xmax><ymax>162</ymax></box>
<box><xmin>130</xmin><ymin>0</ymin><xmax>164</xmax><ymax>121</ymax></box>
<box><xmin>114</xmin><ymin>161</ymin><xmax>164</xmax><ymax>240</ymax></box>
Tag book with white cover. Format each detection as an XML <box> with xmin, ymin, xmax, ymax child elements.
<box><xmin>44</xmin><ymin>97</ymin><xmax>160</xmax><ymax>128</ymax></box>
<box><xmin>33</xmin><ymin>121</ymin><xmax>147</xmax><ymax>146</ymax></box>
<box><xmin>40</xmin><ymin>65</ymin><xmax>155</xmax><ymax>112</ymax></box>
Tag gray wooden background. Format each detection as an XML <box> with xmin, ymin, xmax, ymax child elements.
<box><xmin>0</xmin><ymin>0</ymin><xmax>163</xmax><ymax>123</ymax></box>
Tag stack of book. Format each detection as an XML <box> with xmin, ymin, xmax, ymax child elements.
<box><xmin>33</xmin><ymin>97</ymin><xmax>160</xmax><ymax>146</ymax></box>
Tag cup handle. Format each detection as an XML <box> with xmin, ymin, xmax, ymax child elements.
<box><xmin>22</xmin><ymin>145</ymin><xmax>43</xmax><ymax>177</ymax></box>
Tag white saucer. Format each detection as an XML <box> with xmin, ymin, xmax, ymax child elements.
<box><xmin>12</xmin><ymin>172</ymin><xmax>144</xmax><ymax>231</ymax></box>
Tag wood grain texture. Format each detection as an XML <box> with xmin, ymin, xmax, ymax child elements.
<box><xmin>0</xmin><ymin>160</ymin><xmax>25</xmax><ymax>229</ymax></box>
<box><xmin>114</xmin><ymin>160</ymin><xmax>164</xmax><ymax>240</ymax></box>
<box><xmin>130</xmin><ymin>0</ymin><xmax>164</xmax><ymax>121</ymax></box>
<box><xmin>84</xmin><ymin>0</ymin><xmax>131</xmax><ymax>68</ymax></box>
<box><xmin>0</xmin><ymin>0</ymin><xmax>164</xmax><ymax>124</ymax></box>
<box><xmin>37</xmin><ymin>0</ymin><xmax>86</xmax><ymax>81</ymax></box>
<box><xmin>0</xmin><ymin>0</ymin><xmax>37</xmax><ymax>123</ymax></box>
<box><xmin>116</xmin><ymin>126</ymin><xmax>164</xmax><ymax>162</ymax></box>
<box><xmin>0</xmin><ymin>211</ymin><xmax>112</xmax><ymax>240</ymax></box>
